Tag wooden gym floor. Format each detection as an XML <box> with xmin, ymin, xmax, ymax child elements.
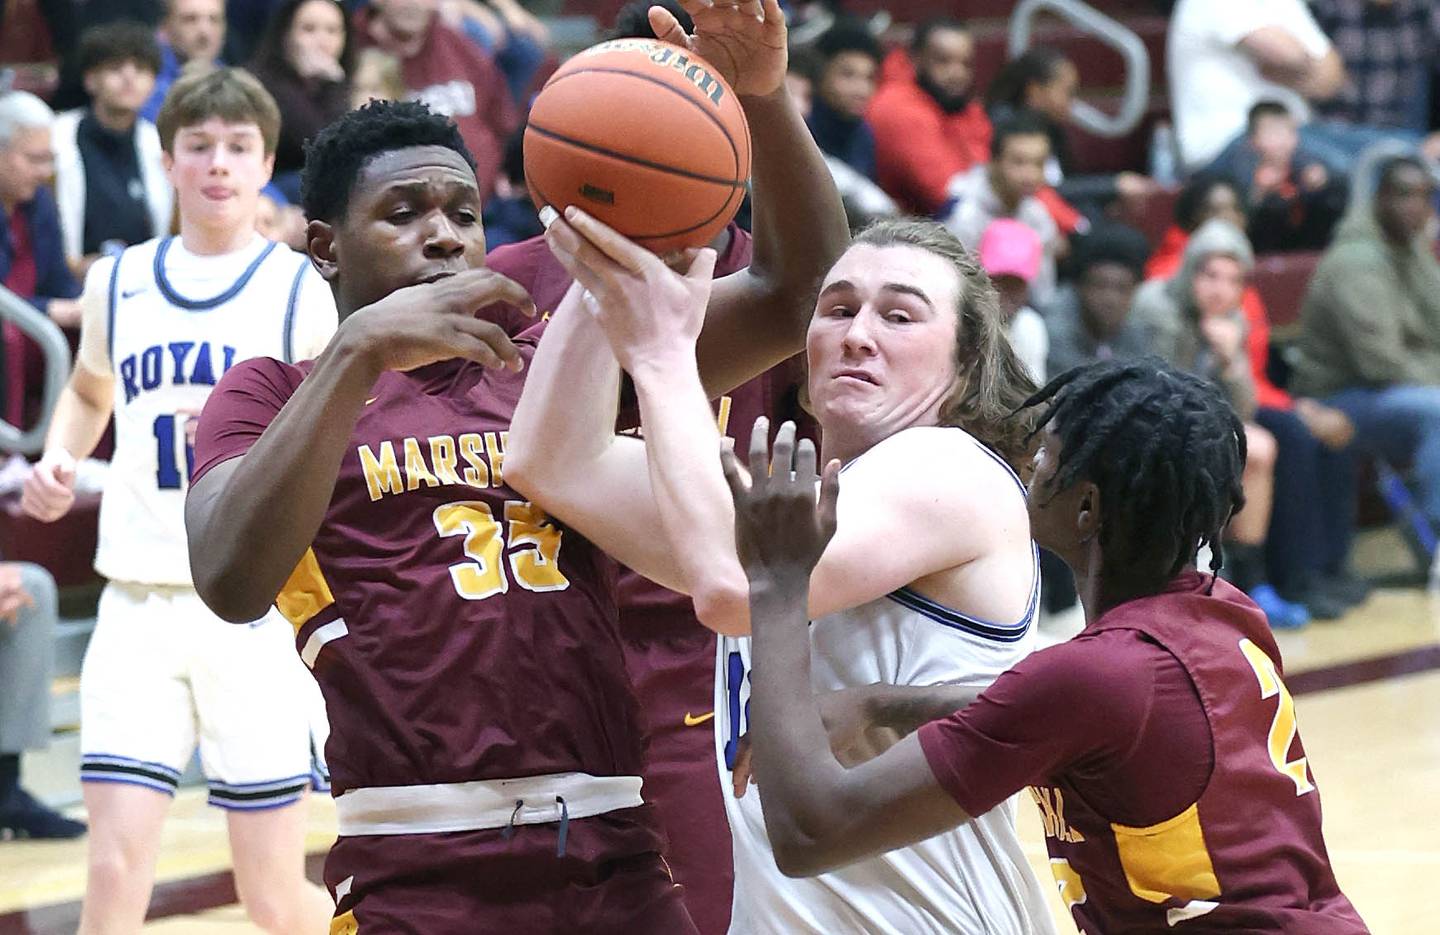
<box><xmin>1</xmin><ymin>587</ymin><xmax>1435</xmax><ymax>934</ymax></box>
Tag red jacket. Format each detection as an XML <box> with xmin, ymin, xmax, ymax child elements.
<box><xmin>867</xmin><ymin>48</ymin><xmax>991</xmax><ymax>216</ymax></box>
<box><xmin>1148</xmin><ymin>226</ymin><xmax>1293</xmax><ymax>411</ymax></box>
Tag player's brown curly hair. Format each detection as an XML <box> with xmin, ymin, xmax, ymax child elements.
<box><xmin>850</xmin><ymin>218</ymin><xmax>1039</xmax><ymax>465</ymax></box>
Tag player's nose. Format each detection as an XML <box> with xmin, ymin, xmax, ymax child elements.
<box><xmin>421</xmin><ymin>212</ymin><xmax>465</xmax><ymax>257</ymax></box>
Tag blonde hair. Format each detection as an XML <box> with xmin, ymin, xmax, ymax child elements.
<box><xmin>351</xmin><ymin>49</ymin><xmax>406</xmax><ymax>107</ymax></box>
<box><xmin>155</xmin><ymin>64</ymin><xmax>280</xmax><ymax>154</ymax></box>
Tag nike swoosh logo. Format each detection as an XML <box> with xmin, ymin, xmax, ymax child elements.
<box><xmin>121</xmin><ymin>287</ymin><xmax>146</xmax><ymax>299</ymax></box>
<box><xmin>683</xmin><ymin>711</ymin><xmax>714</xmax><ymax>727</ymax></box>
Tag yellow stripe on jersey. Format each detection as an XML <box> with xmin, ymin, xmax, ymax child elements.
<box><xmin>1111</xmin><ymin>801</ymin><xmax>1221</xmax><ymax>904</ymax></box>
<box><xmin>276</xmin><ymin>547</ymin><xmax>336</xmax><ymax>632</ymax></box>
<box><xmin>330</xmin><ymin>909</ymin><xmax>358</xmax><ymax>934</ymax></box>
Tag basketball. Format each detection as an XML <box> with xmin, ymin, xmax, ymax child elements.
<box><xmin>523</xmin><ymin>39</ymin><xmax>752</xmax><ymax>254</ymax></box>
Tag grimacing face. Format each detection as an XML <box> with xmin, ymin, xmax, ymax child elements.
<box><xmin>805</xmin><ymin>243</ymin><xmax>961</xmax><ymax>442</ymax></box>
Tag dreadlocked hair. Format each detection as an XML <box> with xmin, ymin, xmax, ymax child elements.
<box><xmin>851</xmin><ymin>219</ymin><xmax>1039</xmax><ymax>463</ymax></box>
<box><xmin>1020</xmin><ymin>357</ymin><xmax>1247</xmax><ymax>584</ymax></box>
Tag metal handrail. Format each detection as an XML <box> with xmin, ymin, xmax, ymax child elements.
<box><xmin>1009</xmin><ymin>0</ymin><xmax>1150</xmax><ymax>139</ymax></box>
<box><xmin>0</xmin><ymin>284</ymin><xmax>71</xmax><ymax>454</ymax></box>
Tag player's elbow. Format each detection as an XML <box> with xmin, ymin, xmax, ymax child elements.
<box><xmin>192</xmin><ymin>562</ymin><xmax>272</xmax><ymax>624</ymax></box>
<box><xmin>692</xmin><ymin>578</ymin><xmax>751</xmax><ymax>637</ymax></box>
<box><xmin>501</xmin><ymin>445</ymin><xmax>550</xmax><ymax>504</ymax></box>
<box><xmin>771</xmin><ymin>830</ymin><xmax>843</xmax><ymax>879</ymax></box>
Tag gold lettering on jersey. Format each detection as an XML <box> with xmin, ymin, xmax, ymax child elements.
<box><xmin>358</xmin><ymin>441</ymin><xmax>405</xmax><ymax>501</ymax></box>
<box><xmin>1049</xmin><ymin>858</ymin><xmax>1088</xmax><ymax>910</ymax></box>
<box><xmin>403</xmin><ymin>437</ymin><xmax>439</xmax><ymax>491</ymax></box>
<box><xmin>459</xmin><ymin>433</ymin><xmax>490</xmax><ymax>487</ymax></box>
<box><xmin>484</xmin><ymin>431</ymin><xmax>507</xmax><ymax>486</ymax></box>
<box><xmin>715</xmin><ymin>395</ymin><xmax>733</xmax><ymax>437</ymax></box>
<box><xmin>1029</xmin><ymin>786</ymin><xmax>1085</xmax><ymax>844</ymax></box>
<box><xmin>356</xmin><ymin>433</ymin><xmax>511</xmax><ymax>500</ymax></box>
<box><xmin>429</xmin><ymin>435</ymin><xmax>461</xmax><ymax>486</ymax></box>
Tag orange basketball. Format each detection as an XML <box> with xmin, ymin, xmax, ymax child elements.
<box><xmin>523</xmin><ymin>39</ymin><xmax>752</xmax><ymax>254</ymax></box>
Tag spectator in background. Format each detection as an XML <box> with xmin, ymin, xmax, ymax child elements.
<box><xmin>784</xmin><ymin>43</ymin><xmax>818</xmax><ymax>119</ymax></box>
<box><xmin>807</xmin><ymin>19</ymin><xmax>882</xmax><ymax>179</ymax></box>
<box><xmin>0</xmin><ymin>92</ymin><xmax>83</xmax><ymax>432</ymax></box>
<box><xmin>443</xmin><ymin>0</ymin><xmax>550</xmax><ymax>107</ymax></box>
<box><xmin>52</xmin><ymin>22</ymin><xmax>172</xmax><ymax>279</ymax></box>
<box><xmin>0</xmin><ymin>563</ymin><xmax>86</xmax><ymax>840</ymax></box>
<box><xmin>1138</xmin><ymin>219</ymin><xmax>1359</xmax><ymax>622</ymax></box>
<box><xmin>1311</xmin><ymin>0</ymin><xmax>1439</xmax><ymax>138</ymax></box>
<box><xmin>141</xmin><ymin>0</ymin><xmax>229</xmax><ymax>122</ymax></box>
<box><xmin>1044</xmin><ymin>222</ymin><xmax>1153</xmax><ymax>377</ymax></box>
<box><xmin>482</xmin><ymin>124</ymin><xmax>540</xmax><ymax>250</ymax></box>
<box><xmin>946</xmin><ymin>112</ymin><xmax>1061</xmax><ymax>302</ymax></box>
<box><xmin>1295</xmin><ymin>155</ymin><xmax>1440</xmax><ymax>553</ymax></box>
<box><xmin>867</xmin><ymin>18</ymin><xmax>991</xmax><ymax>216</ymax></box>
<box><xmin>250</xmin><ymin>0</ymin><xmax>354</xmax><ymax>202</ymax></box>
<box><xmin>349</xmin><ymin>47</ymin><xmax>406</xmax><ymax>108</ymax></box>
<box><xmin>978</xmin><ymin>219</ymin><xmax>1048</xmax><ymax>383</ymax></box>
<box><xmin>985</xmin><ymin>48</ymin><xmax>1161</xmax><ymax>232</ymax></box>
<box><xmin>1210</xmin><ymin>101</ymin><xmax>1347</xmax><ymax>252</ymax></box>
<box><xmin>357</xmin><ymin>0</ymin><xmax>518</xmax><ymax>199</ymax></box>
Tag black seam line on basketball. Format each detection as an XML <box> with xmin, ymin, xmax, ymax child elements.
<box><xmin>526</xmin><ymin>168</ymin><xmax>740</xmax><ymax>242</ymax></box>
<box><xmin>526</xmin><ymin>123</ymin><xmax>746</xmax><ymax>190</ymax></box>
<box><xmin>540</xmin><ymin>65</ymin><xmax>743</xmax><ymax>177</ymax></box>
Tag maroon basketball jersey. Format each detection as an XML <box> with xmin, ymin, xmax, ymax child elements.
<box><xmin>1036</xmin><ymin>573</ymin><xmax>1367</xmax><ymax>934</ymax></box>
<box><xmin>195</xmin><ymin>336</ymin><xmax>654</xmax><ymax>799</ymax></box>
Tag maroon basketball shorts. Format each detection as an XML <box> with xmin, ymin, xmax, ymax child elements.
<box><xmin>325</xmin><ymin>806</ymin><xmax>697</xmax><ymax>934</ymax></box>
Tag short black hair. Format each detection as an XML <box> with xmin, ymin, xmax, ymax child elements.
<box><xmin>1246</xmin><ymin>99</ymin><xmax>1291</xmax><ymax>135</ymax></box>
<box><xmin>1021</xmin><ymin>357</ymin><xmax>1247</xmax><ymax>582</ymax></box>
<box><xmin>990</xmin><ymin>109</ymin><xmax>1052</xmax><ymax>159</ymax></box>
<box><xmin>77</xmin><ymin>20</ymin><xmax>163</xmax><ymax>78</ymax></box>
<box><xmin>610</xmin><ymin>0</ymin><xmax>691</xmax><ymax>40</ymax></box>
<box><xmin>302</xmin><ymin>99</ymin><xmax>476</xmax><ymax>224</ymax></box>
<box><xmin>911</xmin><ymin>17</ymin><xmax>968</xmax><ymax>55</ymax></box>
<box><xmin>1175</xmin><ymin>173</ymin><xmax>1240</xmax><ymax>233</ymax></box>
<box><xmin>1073</xmin><ymin>222</ymin><xmax>1152</xmax><ymax>280</ymax></box>
<box><xmin>814</xmin><ymin>19</ymin><xmax>883</xmax><ymax>66</ymax></box>
<box><xmin>985</xmin><ymin>47</ymin><xmax>1068</xmax><ymax>112</ymax></box>
<box><xmin>1376</xmin><ymin>154</ymin><xmax>1431</xmax><ymax>195</ymax></box>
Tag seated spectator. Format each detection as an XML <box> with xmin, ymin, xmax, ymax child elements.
<box><xmin>0</xmin><ymin>92</ymin><xmax>83</xmax><ymax>431</ymax></box>
<box><xmin>357</xmin><ymin>0</ymin><xmax>519</xmax><ymax>199</ymax></box>
<box><xmin>985</xmin><ymin>47</ymin><xmax>1156</xmax><ymax>231</ymax></box>
<box><xmin>53</xmin><ymin>22</ymin><xmax>172</xmax><ymax>280</ymax></box>
<box><xmin>1211</xmin><ymin>101</ymin><xmax>1346</xmax><ymax>251</ymax></box>
<box><xmin>1044</xmin><ymin>222</ymin><xmax>1153</xmax><ymax>377</ymax></box>
<box><xmin>250</xmin><ymin>0</ymin><xmax>354</xmax><ymax>203</ymax></box>
<box><xmin>142</xmin><ymin>0</ymin><xmax>228</xmax><ymax>122</ymax></box>
<box><xmin>946</xmin><ymin>112</ymin><xmax>1061</xmax><ymax>301</ymax></box>
<box><xmin>444</xmin><ymin>0</ymin><xmax>549</xmax><ymax>107</ymax></box>
<box><xmin>0</xmin><ymin>563</ymin><xmax>86</xmax><ymax>840</ymax></box>
<box><xmin>1311</xmin><ymin>0</ymin><xmax>1438</xmax><ymax>140</ymax></box>
<box><xmin>1148</xmin><ymin>174</ymin><xmax>1248</xmax><ymax>277</ymax></box>
<box><xmin>977</xmin><ymin>219</ymin><xmax>1048</xmax><ymax>383</ymax></box>
<box><xmin>1135</xmin><ymin>218</ymin><xmax>1359</xmax><ymax>626</ymax></box>
<box><xmin>349</xmin><ymin>47</ymin><xmax>405</xmax><ymax>108</ymax></box>
<box><xmin>1294</xmin><ymin>155</ymin><xmax>1440</xmax><ymax>554</ymax></box>
<box><xmin>1172</xmin><ymin>0</ymin><xmax>1429</xmax><ymax>176</ymax></box>
<box><xmin>867</xmin><ymin>17</ymin><xmax>990</xmax><ymax>216</ymax></box>
<box><xmin>807</xmin><ymin>19</ymin><xmax>882</xmax><ymax>180</ymax></box>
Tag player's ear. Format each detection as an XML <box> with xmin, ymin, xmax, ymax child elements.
<box><xmin>308</xmin><ymin>220</ymin><xmax>339</xmax><ymax>283</ymax></box>
<box><xmin>1075</xmin><ymin>481</ymin><xmax>1100</xmax><ymax>543</ymax></box>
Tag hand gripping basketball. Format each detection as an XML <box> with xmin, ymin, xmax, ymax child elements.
<box><xmin>652</xmin><ymin>0</ymin><xmax>789</xmax><ymax>98</ymax></box>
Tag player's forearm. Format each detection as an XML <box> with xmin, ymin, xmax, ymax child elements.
<box><xmin>741</xmin><ymin>88</ymin><xmax>847</xmax><ymax>321</ymax></box>
<box><xmin>507</xmin><ymin>284</ymin><xmax>623</xmax><ymax>494</ymax></box>
<box><xmin>631</xmin><ymin>359</ymin><xmax>751</xmax><ymax>635</ymax></box>
<box><xmin>748</xmin><ymin>575</ymin><xmax>855</xmax><ymax>855</ymax></box>
<box><xmin>43</xmin><ymin>378</ymin><xmax>113</xmax><ymax>460</ymax></box>
<box><xmin>188</xmin><ymin>334</ymin><xmax>377</xmax><ymax>621</ymax></box>
<box><xmin>861</xmin><ymin>683</ymin><xmax>984</xmax><ymax>738</ymax></box>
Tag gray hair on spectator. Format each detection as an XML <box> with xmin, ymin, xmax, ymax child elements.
<box><xmin>0</xmin><ymin>91</ymin><xmax>55</xmax><ymax>148</ymax></box>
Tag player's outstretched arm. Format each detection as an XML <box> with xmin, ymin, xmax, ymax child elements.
<box><xmin>188</xmin><ymin>270</ymin><xmax>533</xmax><ymax>622</ymax></box>
<box><xmin>722</xmin><ymin>425</ymin><xmax>973</xmax><ymax>877</ymax></box>
<box><xmin>654</xmin><ymin>0</ymin><xmax>849</xmax><ymax>394</ymax></box>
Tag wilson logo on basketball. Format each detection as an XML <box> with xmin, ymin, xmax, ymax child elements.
<box><xmin>646</xmin><ymin>48</ymin><xmax>725</xmax><ymax>106</ymax></box>
<box><xmin>580</xmin><ymin>184</ymin><xmax>615</xmax><ymax>205</ymax></box>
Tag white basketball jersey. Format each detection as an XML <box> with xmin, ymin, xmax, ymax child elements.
<box><xmin>94</xmin><ymin>235</ymin><xmax>336</xmax><ymax>586</ymax></box>
<box><xmin>716</xmin><ymin>440</ymin><xmax>1058</xmax><ymax>935</ymax></box>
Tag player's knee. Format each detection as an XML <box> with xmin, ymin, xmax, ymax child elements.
<box><xmin>239</xmin><ymin>890</ymin><xmax>302</xmax><ymax>934</ymax></box>
<box><xmin>86</xmin><ymin>844</ymin><xmax>144</xmax><ymax>889</ymax></box>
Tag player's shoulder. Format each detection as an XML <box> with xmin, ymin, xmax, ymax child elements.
<box><xmin>1015</xmin><ymin>627</ymin><xmax>1169</xmax><ymax>708</ymax></box>
<box><xmin>857</xmin><ymin>426</ymin><xmax>1018</xmax><ymax>489</ymax></box>
<box><xmin>215</xmin><ymin>354</ymin><xmax>308</xmax><ymax>397</ymax></box>
<box><xmin>485</xmin><ymin>235</ymin><xmax>553</xmax><ymax>286</ymax></box>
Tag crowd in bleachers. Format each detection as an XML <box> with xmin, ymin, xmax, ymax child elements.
<box><xmin>3</xmin><ymin>0</ymin><xmax>1440</xmax><ymax>834</ymax></box>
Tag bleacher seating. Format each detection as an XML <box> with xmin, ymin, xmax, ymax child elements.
<box><xmin>1251</xmin><ymin>252</ymin><xmax>1322</xmax><ymax>333</ymax></box>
